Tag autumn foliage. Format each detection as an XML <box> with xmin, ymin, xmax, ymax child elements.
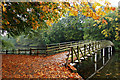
<box><xmin>2</xmin><ymin>0</ymin><xmax>116</xmax><ymax>36</ymax></box>
<box><xmin>2</xmin><ymin>52</ymin><xmax>82</xmax><ymax>78</ymax></box>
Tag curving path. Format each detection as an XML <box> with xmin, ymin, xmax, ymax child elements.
<box><xmin>2</xmin><ymin>52</ymin><xmax>83</xmax><ymax>79</ymax></box>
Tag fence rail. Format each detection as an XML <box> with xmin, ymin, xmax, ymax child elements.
<box><xmin>1</xmin><ymin>40</ymin><xmax>107</xmax><ymax>55</ymax></box>
<box><xmin>65</xmin><ymin>40</ymin><xmax>114</xmax><ymax>67</ymax></box>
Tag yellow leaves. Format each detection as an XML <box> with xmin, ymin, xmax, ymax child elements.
<box><xmin>115</xmin><ymin>18</ymin><xmax>118</xmax><ymax>21</ymax></box>
<box><xmin>62</xmin><ymin>15</ymin><xmax>65</xmax><ymax>17</ymax></box>
<box><xmin>2</xmin><ymin>4</ymin><xmax>6</xmax><ymax>12</ymax></box>
<box><xmin>46</xmin><ymin>20</ymin><xmax>52</xmax><ymax>27</ymax></box>
<box><xmin>96</xmin><ymin>20</ymin><xmax>101</xmax><ymax>24</ymax></box>
<box><xmin>92</xmin><ymin>4</ymin><xmax>96</xmax><ymax>10</ymax></box>
<box><xmin>49</xmin><ymin>23</ymin><xmax>52</xmax><ymax>27</ymax></box>
<box><xmin>62</xmin><ymin>5</ymin><xmax>65</xmax><ymax>10</ymax></box>
<box><xmin>65</xmin><ymin>8</ymin><xmax>69</xmax><ymax>12</ymax></box>
<box><xmin>46</xmin><ymin>11</ymin><xmax>48</xmax><ymax>13</ymax></box>
<box><xmin>69</xmin><ymin>11</ymin><xmax>78</xmax><ymax>16</ymax></box>
<box><xmin>104</xmin><ymin>6</ymin><xmax>110</xmax><ymax>13</ymax></box>
<box><xmin>60</xmin><ymin>13</ymin><xmax>63</xmax><ymax>17</ymax></box>
<box><xmin>93</xmin><ymin>24</ymin><xmax>96</xmax><ymax>26</ymax></box>
<box><xmin>101</xmin><ymin>12</ymin><xmax>105</xmax><ymax>16</ymax></box>
<box><xmin>116</xmin><ymin>22</ymin><xmax>119</xmax><ymax>27</ymax></box>
<box><xmin>69</xmin><ymin>12</ymin><xmax>74</xmax><ymax>16</ymax></box>
<box><xmin>99</xmin><ymin>0</ymin><xmax>104</xmax><ymax>1</ymax></box>
<box><xmin>69</xmin><ymin>7</ymin><xmax>73</xmax><ymax>12</ymax></box>
<box><xmin>96</xmin><ymin>11</ymin><xmax>100</xmax><ymax>15</ymax></box>
<box><xmin>113</xmin><ymin>25</ymin><xmax>115</xmax><ymax>27</ymax></box>
<box><xmin>92</xmin><ymin>13</ymin><xmax>96</xmax><ymax>17</ymax></box>
<box><xmin>82</xmin><ymin>12</ymin><xmax>88</xmax><ymax>17</ymax></box>
<box><xmin>54</xmin><ymin>9</ymin><xmax>58</xmax><ymax>13</ymax></box>
<box><xmin>42</xmin><ymin>6</ymin><xmax>48</xmax><ymax>12</ymax></box>
<box><xmin>95</xmin><ymin>2</ymin><xmax>102</xmax><ymax>6</ymax></box>
<box><xmin>98</xmin><ymin>8</ymin><xmax>102</xmax><ymax>11</ymax></box>
<box><xmin>89</xmin><ymin>12</ymin><xmax>93</xmax><ymax>17</ymax></box>
<box><xmin>105</xmin><ymin>17</ymin><xmax>109</xmax><ymax>19</ymax></box>
<box><xmin>65</xmin><ymin>3</ymin><xmax>70</xmax><ymax>8</ymax></box>
<box><xmin>74</xmin><ymin>5</ymin><xmax>78</xmax><ymax>10</ymax></box>
<box><xmin>115</xmin><ymin>31</ymin><xmax>120</xmax><ymax>40</ymax></box>
<box><xmin>105</xmin><ymin>34</ymin><xmax>108</xmax><ymax>37</ymax></box>
<box><xmin>74</xmin><ymin>11</ymin><xmax>78</xmax><ymax>16</ymax></box>
<box><xmin>115</xmin><ymin>27</ymin><xmax>119</xmax><ymax>30</ymax></box>
<box><xmin>92</xmin><ymin>13</ymin><xmax>100</xmax><ymax>20</ymax></box>
<box><xmin>101</xmin><ymin>30</ymin><xmax>105</xmax><ymax>34</ymax></box>
<box><xmin>92</xmin><ymin>2</ymin><xmax>101</xmax><ymax>10</ymax></box>
<box><xmin>101</xmin><ymin>29</ymin><xmax>108</xmax><ymax>37</ymax></box>
<box><xmin>83</xmin><ymin>2</ymin><xmax>88</xmax><ymax>5</ymax></box>
<box><xmin>105</xmin><ymin>1</ymin><xmax>111</xmax><ymax>5</ymax></box>
<box><xmin>98</xmin><ymin>25</ymin><xmax>102</xmax><ymax>29</ymax></box>
<box><xmin>55</xmin><ymin>21</ymin><xmax>58</xmax><ymax>23</ymax></box>
<box><xmin>81</xmin><ymin>0</ymin><xmax>88</xmax><ymax>5</ymax></box>
<box><xmin>105</xmin><ymin>17</ymin><xmax>113</xmax><ymax>21</ymax></box>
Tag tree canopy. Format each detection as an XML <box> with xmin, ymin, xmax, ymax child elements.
<box><xmin>2</xmin><ymin>0</ymin><xmax>117</xmax><ymax>37</ymax></box>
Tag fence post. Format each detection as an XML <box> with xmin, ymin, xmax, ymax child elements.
<box><xmin>111</xmin><ymin>46</ymin><xmax>112</xmax><ymax>55</ymax></box>
<box><xmin>89</xmin><ymin>43</ymin><xmax>91</xmax><ymax>55</ymax></box>
<box><xmin>84</xmin><ymin>44</ymin><xmax>86</xmax><ymax>56</ymax></box>
<box><xmin>25</xmin><ymin>49</ymin><xmax>26</xmax><ymax>54</ymax></box>
<box><xmin>77</xmin><ymin>46</ymin><xmax>79</xmax><ymax>60</ymax></box>
<box><xmin>65</xmin><ymin>43</ymin><xmax>67</xmax><ymax>51</ymax></box>
<box><xmin>6</xmin><ymin>50</ymin><xmax>8</xmax><ymax>54</ymax></box>
<box><xmin>46</xmin><ymin>45</ymin><xmax>48</xmax><ymax>55</ymax></box>
<box><xmin>92</xmin><ymin>42</ymin><xmax>94</xmax><ymax>52</ymax></box>
<box><xmin>30</xmin><ymin>48</ymin><xmax>32</xmax><ymax>55</ymax></box>
<box><xmin>103</xmin><ymin>48</ymin><xmax>105</xmax><ymax>57</ymax></box>
<box><xmin>70</xmin><ymin>42</ymin><xmax>72</xmax><ymax>47</ymax></box>
<box><xmin>98</xmin><ymin>41</ymin><xmax>99</xmax><ymax>49</ymax></box>
<box><xmin>95</xmin><ymin>42</ymin><xmax>96</xmax><ymax>50</ymax></box>
<box><xmin>98</xmin><ymin>42</ymin><xmax>99</xmax><ymax>49</ymax></box>
<box><xmin>12</xmin><ymin>49</ymin><xmax>14</xmax><ymax>54</ymax></box>
<box><xmin>18</xmin><ymin>49</ymin><xmax>20</xmax><ymax>54</ymax></box>
<box><xmin>36</xmin><ymin>49</ymin><xmax>38</xmax><ymax>55</ymax></box>
<box><xmin>71</xmin><ymin>47</ymin><xmax>74</xmax><ymax>63</ymax></box>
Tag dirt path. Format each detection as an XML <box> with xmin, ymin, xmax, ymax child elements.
<box><xmin>2</xmin><ymin>52</ymin><xmax>83</xmax><ymax>79</ymax></box>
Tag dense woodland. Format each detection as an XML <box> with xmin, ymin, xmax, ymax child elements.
<box><xmin>0</xmin><ymin>1</ymin><xmax>120</xmax><ymax>51</ymax></box>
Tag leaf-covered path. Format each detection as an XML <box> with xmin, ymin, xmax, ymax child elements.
<box><xmin>2</xmin><ymin>52</ymin><xmax>82</xmax><ymax>79</ymax></box>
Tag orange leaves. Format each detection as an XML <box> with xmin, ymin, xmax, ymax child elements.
<box><xmin>92</xmin><ymin>4</ymin><xmax>96</xmax><ymax>10</ymax></box>
<box><xmin>2</xmin><ymin>52</ymin><xmax>82</xmax><ymax>78</ymax></box>
<box><xmin>7</xmin><ymin>21</ymin><xmax>10</xmax><ymax>24</ymax></box>
<box><xmin>104</xmin><ymin>6</ymin><xmax>110</xmax><ymax>13</ymax></box>
<box><xmin>2</xmin><ymin>1</ymin><xmax>117</xmax><ymax>33</ymax></box>
<box><xmin>32</xmin><ymin>17</ymin><xmax>34</xmax><ymax>20</ymax></box>
<box><xmin>102</xmin><ymin>19</ymin><xmax>108</xmax><ymax>25</ymax></box>
<box><xmin>81</xmin><ymin>0</ymin><xmax>88</xmax><ymax>5</ymax></box>
<box><xmin>111</xmin><ymin>7</ymin><xmax>116</xmax><ymax>11</ymax></box>
<box><xmin>32</xmin><ymin>21</ymin><xmax>38</xmax><ymax>30</ymax></box>
<box><xmin>46</xmin><ymin>20</ymin><xmax>52</xmax><ymax>27</ymax></box>
<box><xmin>104</xmin><ymin>5</ymin><xmax>116</xmax><ymax>13</ymax></box>
<box><xmin>42</xmin><ymin>6</ymin><xmax>48</xmax><ymax>12</ymax></box>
